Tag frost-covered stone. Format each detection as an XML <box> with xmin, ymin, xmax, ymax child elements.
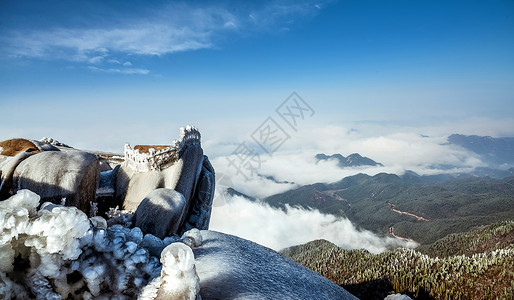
<box><xmin>0</xmin><ymin>190</ymin><xmax>192</xmax><ymax>299</ymax></box>
<box><xmin>10</xmin><ymin>151</ymin><xmax>99</xmax><ymax>212</ymax></box>
<box><xmin>139</xmin><ymin>242</ymin><xmax>200</xmax><ymax>300</ymax></box>
<box><xmin>115</xmin><ymin>126</ymin><xmax>204</xmax><ymax>215</ymax></box>
<box><xmin>181</xmin><ymin>228</ymin><xmax>203</xmax><ymax>248</ymax></box>
<box><xmin>134</xmin><ymin>188</ymin><xmax>187</xmax><ymax>239</ymax></box>
<box><xmin>193</xmin><ymin>230</ymin><xmax>358</xmax><ymax>300</ymax></box>
<box><xmin>385</xmin><ymin>294</ymin><xmax>413</xmax><ymax>300</ymax></box>
<box><xmin>180</xmin><ymin>156</ymin><xmax>215</xmax><ymax>235</ymax></box>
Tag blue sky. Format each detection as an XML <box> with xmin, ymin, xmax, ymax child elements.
<box><xmin>1</xmin><ymin>0</ymin><xmax>513</xmax><ymax>152</ymax></box>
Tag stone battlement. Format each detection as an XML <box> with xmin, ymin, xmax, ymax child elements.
<box><xmin>124</xmin><ymin>125</ymin><xmax>201</xmax><ymax>172</ymax></box>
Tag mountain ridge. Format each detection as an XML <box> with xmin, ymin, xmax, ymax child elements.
<box><xmin>448</xmin><ymin>133</ymin><xmax>514</xmax><ymax>167</ymax></box>
<box><xmin>263</xmin><ymin>173</ymin><xmax>514</xmax><ymax>244</ymax></box>
<box><xmin>315</xmin><ymin>153</ymin><xmax>383</xmax><ymax>167</ymax></box>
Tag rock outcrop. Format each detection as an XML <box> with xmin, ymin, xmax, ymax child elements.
<box><xmin>134</xmin><ymin>188</ymin><xmax>188</xmax><ymax>240</ymax></box>
<box><xmin>193</xmin><ymin>230</ymin><xmax>358</xmax><ymax>300</ymax></box>
<box><xmin>0</xmin><ymin>125</ymin><xmax>360</xmax><ymax>299</ymax></box>
<box><xmin>12</xmin><ymin>151</ymin><xmax>99</xmax><ymax>212</ymax></box>
<box><xmin>114</xmin><ymin>126</ymin><xmax>213</xmax><ymax>237</ymax></box>
<box><xmin>114</xmin><ymin>126</ymin><xmax>204</xmax><ymax>213</ymax></box>
<box><xmin>1</xmin><ymin>126</ymin><xmax>215</xmax><ymax>239</ymax></box>
<box><xmin>0</xmin><ymin>139</ymin><xmax>99</xmax><ymax>213</ymax></box>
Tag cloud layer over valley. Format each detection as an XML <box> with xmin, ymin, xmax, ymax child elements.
<box><xmin>209</xmin><ymin>122</ymin><xmax>501</xmax><ymax>199</ymax></box>
<box><xmin>209</xmin><ymin>195</ymin><xmax>418</xmax><ymax>254</ymax></box>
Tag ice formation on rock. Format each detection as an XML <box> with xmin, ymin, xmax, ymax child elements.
<box><xmin>0</xmin><ymin>190</ymin><xmax>202</xmax><ymax>299</ymax></box>
<box><xmin>114</xmin><ymin>126</ymin><xmax>213</xmax><ymax>239</ymax></box>
<box><xmin>1</xmin><ymin>190</ymin><xmax>359</xmax><ymax>299</ymax></box>
<box><xmin>0</xmin><ymin>126</ymin><xmax>360</xmax><ymax>299</ymax></box>
<box><xmin>139</xmin><ymin>242</ymin><xmax>200</xmax><ymax>300</ymax></box>
<box><xmin>123</xmin><ymin>126</ymin><xmax>201</xmax><ymax>173</ymax></box>
<box><xmin>1</xmin><ymin>126</ymin><xmax>215</xmax><ymax>240</ymax></box>
<box><xmin>115</xmin><ymin>126</ymin><xmax>205</xmax><ymax>213</ymax></box>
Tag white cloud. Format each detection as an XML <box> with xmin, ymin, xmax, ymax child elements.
<box><xmin>87</xmin><ymin>66</ymin><xmax>149</xmax><ymax>75</ymax></box>
<box><xmin>208</xmin><ymin>121</ymin><xmax>491</xmax><ymax>199</ymax></box>
<box><xmin>122</xmin><ymin>61</ymin><xmax>132</xmax><ymax>67</ymax></box>
<box><xmin>6</xmin><ymin>26</ymin><xmax>212</xmax><ymax>59</ymax></box>
<box><xmin>88</xmin><ymin>55</ymin><xmax>105</xmax><ymax>64</ymax></box>
<box><xmin>2</xmin><ymin>1</ymin><xmax>326</xmax><ymax>66</ymax></box>
<box><xmin>209</xmin><ymin>195</ymin><xmax>417</xmax><ymax>253</ymax></box>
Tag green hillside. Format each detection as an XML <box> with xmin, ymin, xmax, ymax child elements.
<box><xmin>281</xmin><ymin>222</ymin><xmax>514</xmax><ymax>299</ymax></box>
<box><xmin>417</xmin><ymin>221</ymin><xmax>514</xmax><ymax>258</ymax></box>
<box><xmin>264</xmin><ymin>174</ymin><xmax>514</xmax><ymax>244</ymax></box>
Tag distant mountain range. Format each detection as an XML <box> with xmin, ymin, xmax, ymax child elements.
<box><xmin>256</xmin><ymin>134</ymin><xmax>514</xmax><ymax>299</ymax></box>
<box><xmin>448</xmin><ymin>134</ymin><xmax>514</xmax><ymax>167</ymax></box>
<box><xmin>227</xmin><ymin>133</ymin><xmax>514</xmax><ymax>245</ymax></box>
<box><xmin>315</xmin><ymin>153</ymin><xmax>383</xmax><ymax>167</ymax></box>
<box><xmin>262</xmin><ymin>173</ymin><xmax>514</xmax><ymax>245</ymax></box>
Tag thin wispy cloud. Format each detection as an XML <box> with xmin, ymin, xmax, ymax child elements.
<box><xmin>1</xmin><ymin>1</ymin><xmax>327</xmax><ymax>73</ymax></box>
<box><xmin>87</xmin><ymin>66</ymin><xmax>150</xmax><ymax>75</ymax></box>
<box><xmin>5</xmin><ymin>26</ymin><xmax>212</xmax><ymax>59</ymax></box>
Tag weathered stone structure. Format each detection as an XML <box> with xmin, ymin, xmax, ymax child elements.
<box><xmin>0</xmin><ymin>126</ymin><xmax>215</xmax><ymax>239</ymax></box>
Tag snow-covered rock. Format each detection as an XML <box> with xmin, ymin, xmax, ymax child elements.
<box><xmin>139</xmin><ymin>242</ymin><xmax>200</xmax><ymax>300</ymax></box>
<box><xmin>193</xmin><ymin>230</ymin><xmax>358</xmax><ymax>300</ymax></box>
<box><xmin>0</xmin><ymin>190</ymin><xmax>191</xmax><ymax>299</ymax></box>
<box><xmin>115</xmin><ymin>126</ymin><xmax>204</xmax><ymax>213</ymax></box>
<box><xmin>1</xmin><ymin>190</ymin><xmax>357</xmax><ymax>300</ymax></box>
<box><xmin>179</xmin><ymin>156</ymin><xmax>215</xmax><ymax>235</ymax></box>
<box><xmin>12</xmin><ymin>151</ymin><xmax>99</xmax><ymax>213</ymax></box>
<box><xmin>135</xmin><ymin>188</ymin><xmax>188</xmax><ymax>239</ymax></box>
<box><xmin>114</xmin><ymin>126</ymin><xmax>215</xmax><ymax>238</ymax></box>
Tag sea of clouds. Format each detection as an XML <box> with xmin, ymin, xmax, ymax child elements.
<box><xmin>204</xmin><ymin>120</ymin><xmax>514</xmax><ymax>253</ymax></box>
<box><xmin>209</xmin><ymin>194</ymin><xmax>418</xmax><ymax>254</ymax></box>
<box><xmin>208</xmin><ymin>123</ymin><xmax>490</xmax><ymax>199</ymax></box>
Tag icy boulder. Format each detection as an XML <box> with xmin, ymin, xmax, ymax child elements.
<box><xmin>11</xmin><ymin>151</ymin><xmax>99</xmax><ymax>213</ymax></box>
<box><xmin>135</xmin><ymin>188</ymin><xmax>188</xmax><ymax>239</ymax></box>
<box><xmin>140</xmin><ymin>242</ymin><xmax>200</xmax><ymax>300</ymax></box>
<box><xmin>193</xmin><ymin>230</ymin><xmax>358</xmax><ymax>300</ymax></box>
